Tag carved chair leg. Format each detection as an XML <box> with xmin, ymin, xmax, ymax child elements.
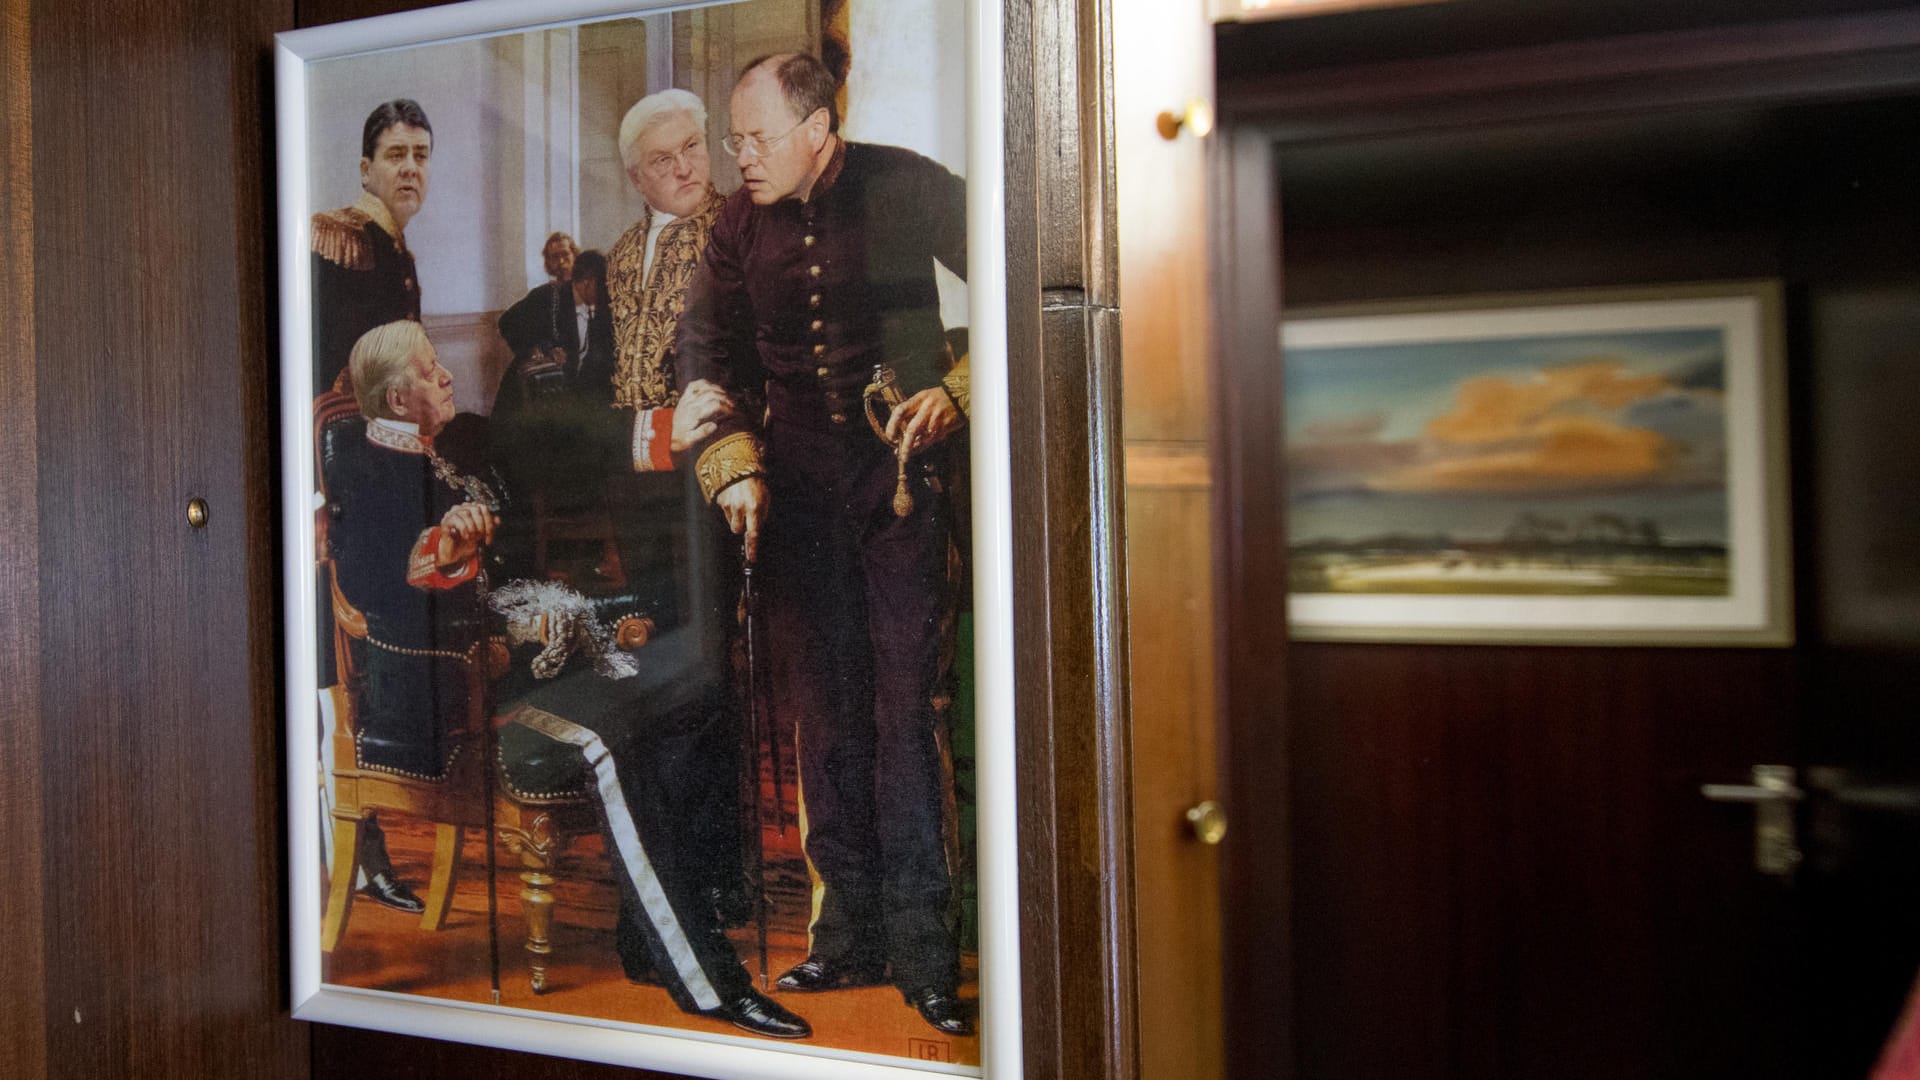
<box><xmin>518</xmin><ymin>848</ymin><xmax>557</xmax><ymax>994</ymax></box>
<box><xmin>420</xmin><ymin>823</ymin><xmax>462</xmax><ymax>931</ymax></box>
<box><xmin>321</xmin><ymin>815</ymin><xmax>361</xmax><ymax>953</ymax></box>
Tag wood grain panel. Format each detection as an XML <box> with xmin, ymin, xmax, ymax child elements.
<box><xmin>1008</xmin><ymin>3</ymin><xmax>1141</xmax><ymax>1079</ymax></box>
<box><xmin>1218</xmin><ymin>6</ymin><xmax>1920</xmax><ymax>141</ymax></box>
<box><xmin>1286</xmin><ymin>645</ymin><xmax>1799</xmax><ymax>1079</ymax></box>
<box><xmin>30</xmin><ymin>0</ymin><xmax>305</xmax><ymax>1075</ymax></box>
<box><xmin>1122</xmin><ymin>486</ymin><xmax>1222</xmax><ymax>1080</ymax></box>
<box><xmin>1122</xmin><ymin>443</ymin><xmax>1210</xmax><ymax>490</ymax></box>
<box><xmin>1</xmin><ymin>0</ymin><xmax>45</xmax><ymax>1076</ymax></box>
<box><xmin>1114</xmin><ymin>0</ymin><xmax>1213</xmax><ymax>445</ymax></box>
<box><xmin>1212</xmin><ymin>123</ymin><xmax>1291</xmax><ymax>1080</ymax></box>
<box><xmin>1111</xmin><ymin>4</ymin><xmax>1222</xmax><ymax>1079</ymax></box>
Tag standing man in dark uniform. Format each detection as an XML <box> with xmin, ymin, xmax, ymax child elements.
<box><xmin>328</xmin><ymin>320</ymin><xmax>812</xmax><ymax>1041</ymax></box>
<box><xmin>311</xmin><ymin>98</ymin><xmax>432</xmax><ymax>397</ymax></box>
<box><xmin>675</xmin><ymin>52</ymin><xmax>973</xmax><ymax>1037</ymax></box>
<box><xmin>312</xmin><ymin>97</ymin><xmax>435</xmax><ymax>912</ymax></box>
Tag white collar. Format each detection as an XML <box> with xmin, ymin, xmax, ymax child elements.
<box><xmin>366</xmin><ymin>416</ymin><xmax>429</xmax><ymax>454</ymax></box>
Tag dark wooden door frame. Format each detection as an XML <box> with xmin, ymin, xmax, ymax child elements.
<box><xmin>1211</xmin><ymin>7</ymin><xmax>1920</xmax><ymax>1079</ymax></box>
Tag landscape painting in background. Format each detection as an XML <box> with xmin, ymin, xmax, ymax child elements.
<box><xmin>1282</xmin><ymin>284</ymin><xmax>1791</xmax><ymax>645</ymax></box>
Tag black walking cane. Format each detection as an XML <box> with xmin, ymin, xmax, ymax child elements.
<box><xmin>741</xmin><ymin>556</ymin><xmax>773</xmax><ymax>989</ymax></box>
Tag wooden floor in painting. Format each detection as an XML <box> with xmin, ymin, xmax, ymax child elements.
<box><xmin>321</xmin><ymin>815</ymin><xmax>981</xmax><ymax>1069</ymax></box>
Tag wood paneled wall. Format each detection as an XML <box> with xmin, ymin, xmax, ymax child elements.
<box><xmin>1004</xmin><ymin>0</ymin><xmax>1141</xmax><ymax>1075</ymax></box>
<box><xmin>25</xmin><ymin>0</ymin><xmax>305</xmax><ymax>1074</ymax></box>
<box><xmin>2</xmin><ymin>0</ymin><xmax>47</xmax><ymax>1074</ymax></box>
<box><xmin>1111</xmin><ymin>1</ymin><xmax>1223</xmax><ymax>1077</ymax></box>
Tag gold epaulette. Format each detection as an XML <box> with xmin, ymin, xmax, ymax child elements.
<box><xmin>941</xmin><ymin>352</ymin><xmax>971</xmax><ymax>416</ymax></box>
<box><xmin>695</xmin><ymin>431</ymin><xmax>766</xmax><ymax>503</ymax></box>
<box><xmin>311</xmin><ymin>208</ymin><xmax>375</xmax><ymax>271</ymax></box>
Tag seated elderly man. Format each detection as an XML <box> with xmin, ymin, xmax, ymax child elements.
<box><xmin>326</xmin><ymin>319</ymin><xmax>810</xmax><ymax>1040</ymax></box>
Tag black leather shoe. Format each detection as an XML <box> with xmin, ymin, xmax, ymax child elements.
<box><xmin>707</xmin><ymin>990</ymin><xmax>812</xmax><ymax>1039</ymax></box>
<box><xmin>906</xmin><ymin>987</ymin><xmax>974</xmax><ymax>1036</ymax></box>
<box><xmin>775</xmin><ymin>955</ymin><xmax>888</xmax><ymax>992</ymax></box>
<box><xmin>360</xmin><ymin>871</ymin><xmax>426</xmax><ymax>914</ymax></box>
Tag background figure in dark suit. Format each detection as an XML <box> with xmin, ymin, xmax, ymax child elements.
<box><xmin>489</xmin><ymin>248</ymin><xmax>620</xmax><ymax>575</ymax></box>
<box><xmin>492</xmin><ymin>247</ymin><xmax>616</xmax><ymax>425</ymax></box>
<box><xmin>495</xmin><ymin>231</ymin><xmax>577</xmax><ymax>352</ymax></box>
<box><xmin>329</xmin><ymin>320</ymin><xmax>811</xmax><ymax>1041</ymax></box>
<box><xmin>311</xmin><ymin>98</ymin><xmax>431</xmax><ymax>397</ymax></box>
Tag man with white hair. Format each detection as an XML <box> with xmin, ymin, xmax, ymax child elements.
<box><xmin>327</xmin><ymin>320</ymin><xmax>813</xmax><ymax>1041</ymax></box>
<box><xmin>599</xmin><ymin>87</ymin><xmax>750</xmax><ymax>935</ymax></box>
<box><xmin>608</xmin><ymin>87</ymin><xmax>729</xmax><ymax>423</ymax></box>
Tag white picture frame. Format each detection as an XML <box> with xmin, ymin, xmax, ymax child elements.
<box><xmin>274</xmin><ymin>1</ymin><xmax>1020</xmax><ymax>1075</ymax></box>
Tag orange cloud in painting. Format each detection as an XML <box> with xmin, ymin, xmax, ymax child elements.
<box><xmin>1425</xmin><ymin>361</ymin><xmax>1672</xmax><ymax>444</ymax></box>
<box><xmin>1377</xmin><ymin>415</ymin><xmax>1671</xmax><ymax>492</ymax></box>
<box><xmin>1376</xmin><ymin>360</ymin><xmax>1682</xmax><ymax>493</ymax></box>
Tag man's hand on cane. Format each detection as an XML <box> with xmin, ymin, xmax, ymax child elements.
<box><xmin>717</xmin><ymin>478</ymin><xmax>768</xmax><ymax>565</ymax></box>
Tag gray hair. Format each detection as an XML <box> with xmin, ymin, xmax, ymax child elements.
<box><xmin>618</xmin><ymin>88</ymin><xmax>708</xmax><ymax>175</ymax></box>
<box><xmin>348</xmin><ymin>320</ymin><xmax>431</xmax><ymax>419</ymax></box>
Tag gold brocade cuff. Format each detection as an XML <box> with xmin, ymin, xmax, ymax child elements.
<box><xmin>941</xmin><ymin>353</ymin><xmax>971</xmax><ymax>417</ymax></box>
<box><xmin>695</xmin><ymin>431</ymin><xmax>766</xmax><ymax>503</ymax></box>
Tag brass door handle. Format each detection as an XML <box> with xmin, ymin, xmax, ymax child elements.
<box><xmin>1185</xmin><ymin>800</ymin><xmax>1227</xmax><ymax>845</ymax></box>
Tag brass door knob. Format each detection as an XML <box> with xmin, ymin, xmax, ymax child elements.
<box><xmin>1155</xmin><ymin>98</ymin><xmax>1215</xmax><ymax>141</ymax></box>
<box><xmin>1185</xmin><ymin>800</ymin><xmax>1227</xmax><ymax>845</ymax></box>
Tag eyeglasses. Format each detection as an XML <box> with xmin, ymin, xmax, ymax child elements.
<box><xmin>641</xmin><ymin>138</ymin><xmax>706</xmax><ymax>180</ymax></box>
<box><xmin>721</xmin><ymin>112</ymin><xmax>817</xmax><ymax>158</ymax></box>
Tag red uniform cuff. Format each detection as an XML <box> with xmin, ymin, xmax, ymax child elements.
<box><xmin>406</xmin><ymin>526</ymin><xmax>480</xmax><ymax>589</ymax></box>
<box><xmin>633</xmin><ymin>407</ymin><xmax>677</xmax><ymax>473</ymax></box>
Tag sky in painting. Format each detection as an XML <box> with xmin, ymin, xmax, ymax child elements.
<box><xmin>1286</xmin><ymin>327</ymin><xmax>1731</xmax><ymax>544</ymax></box>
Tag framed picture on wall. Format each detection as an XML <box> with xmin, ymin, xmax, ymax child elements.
<box><xmin>1281</xmin><ymin>282</ymin><xmax>1792</xmax><ymax>646</ymax></box>
<box><xmin>273</xmin><ymin>1</ymin><xmax>1019</xmax><ymax>1076</ymax></box>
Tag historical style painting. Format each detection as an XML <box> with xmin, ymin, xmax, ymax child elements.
<box><xmin>1282</xmin><ymin>284</ymin><xmax>1791</xmax><ymax>645</ymax></box>
<box><xmin>276</xmin><ymin>2</ymin><xmax>1014</xmax><ymax>1077</ymax></box>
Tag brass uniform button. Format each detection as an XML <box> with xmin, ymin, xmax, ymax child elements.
<box><xmin>808</xmin><ymin>265</ymin><xmax>822</xmax><ymax>277</ymax></box>
<box><xmin>813</xmin><ymin>344</ymin><xmax>827</xmax><ymax>356</ymax></box>
<box><xmin>831</xmin><ymin>412</ymin><xmax>848</xmax><ymax>424</ymax></box>
<box><xmin>809</xmin><ymin>294</ymin><xmax>821</xmax><ymax>308</ymax></box>
<box><xmin>804</xmin><ymin>235</ymin><xmax>816</xmax><ymax>246</ymax></box>
<box><xmin>816</xmin><ymin>366</ymin><xmax>830</xmax><ymax>377</ymax></box>
<box><xmin>810</xmin><ymin>319</ymin><xmax>823</xmax><ymax>331</ymax></box>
